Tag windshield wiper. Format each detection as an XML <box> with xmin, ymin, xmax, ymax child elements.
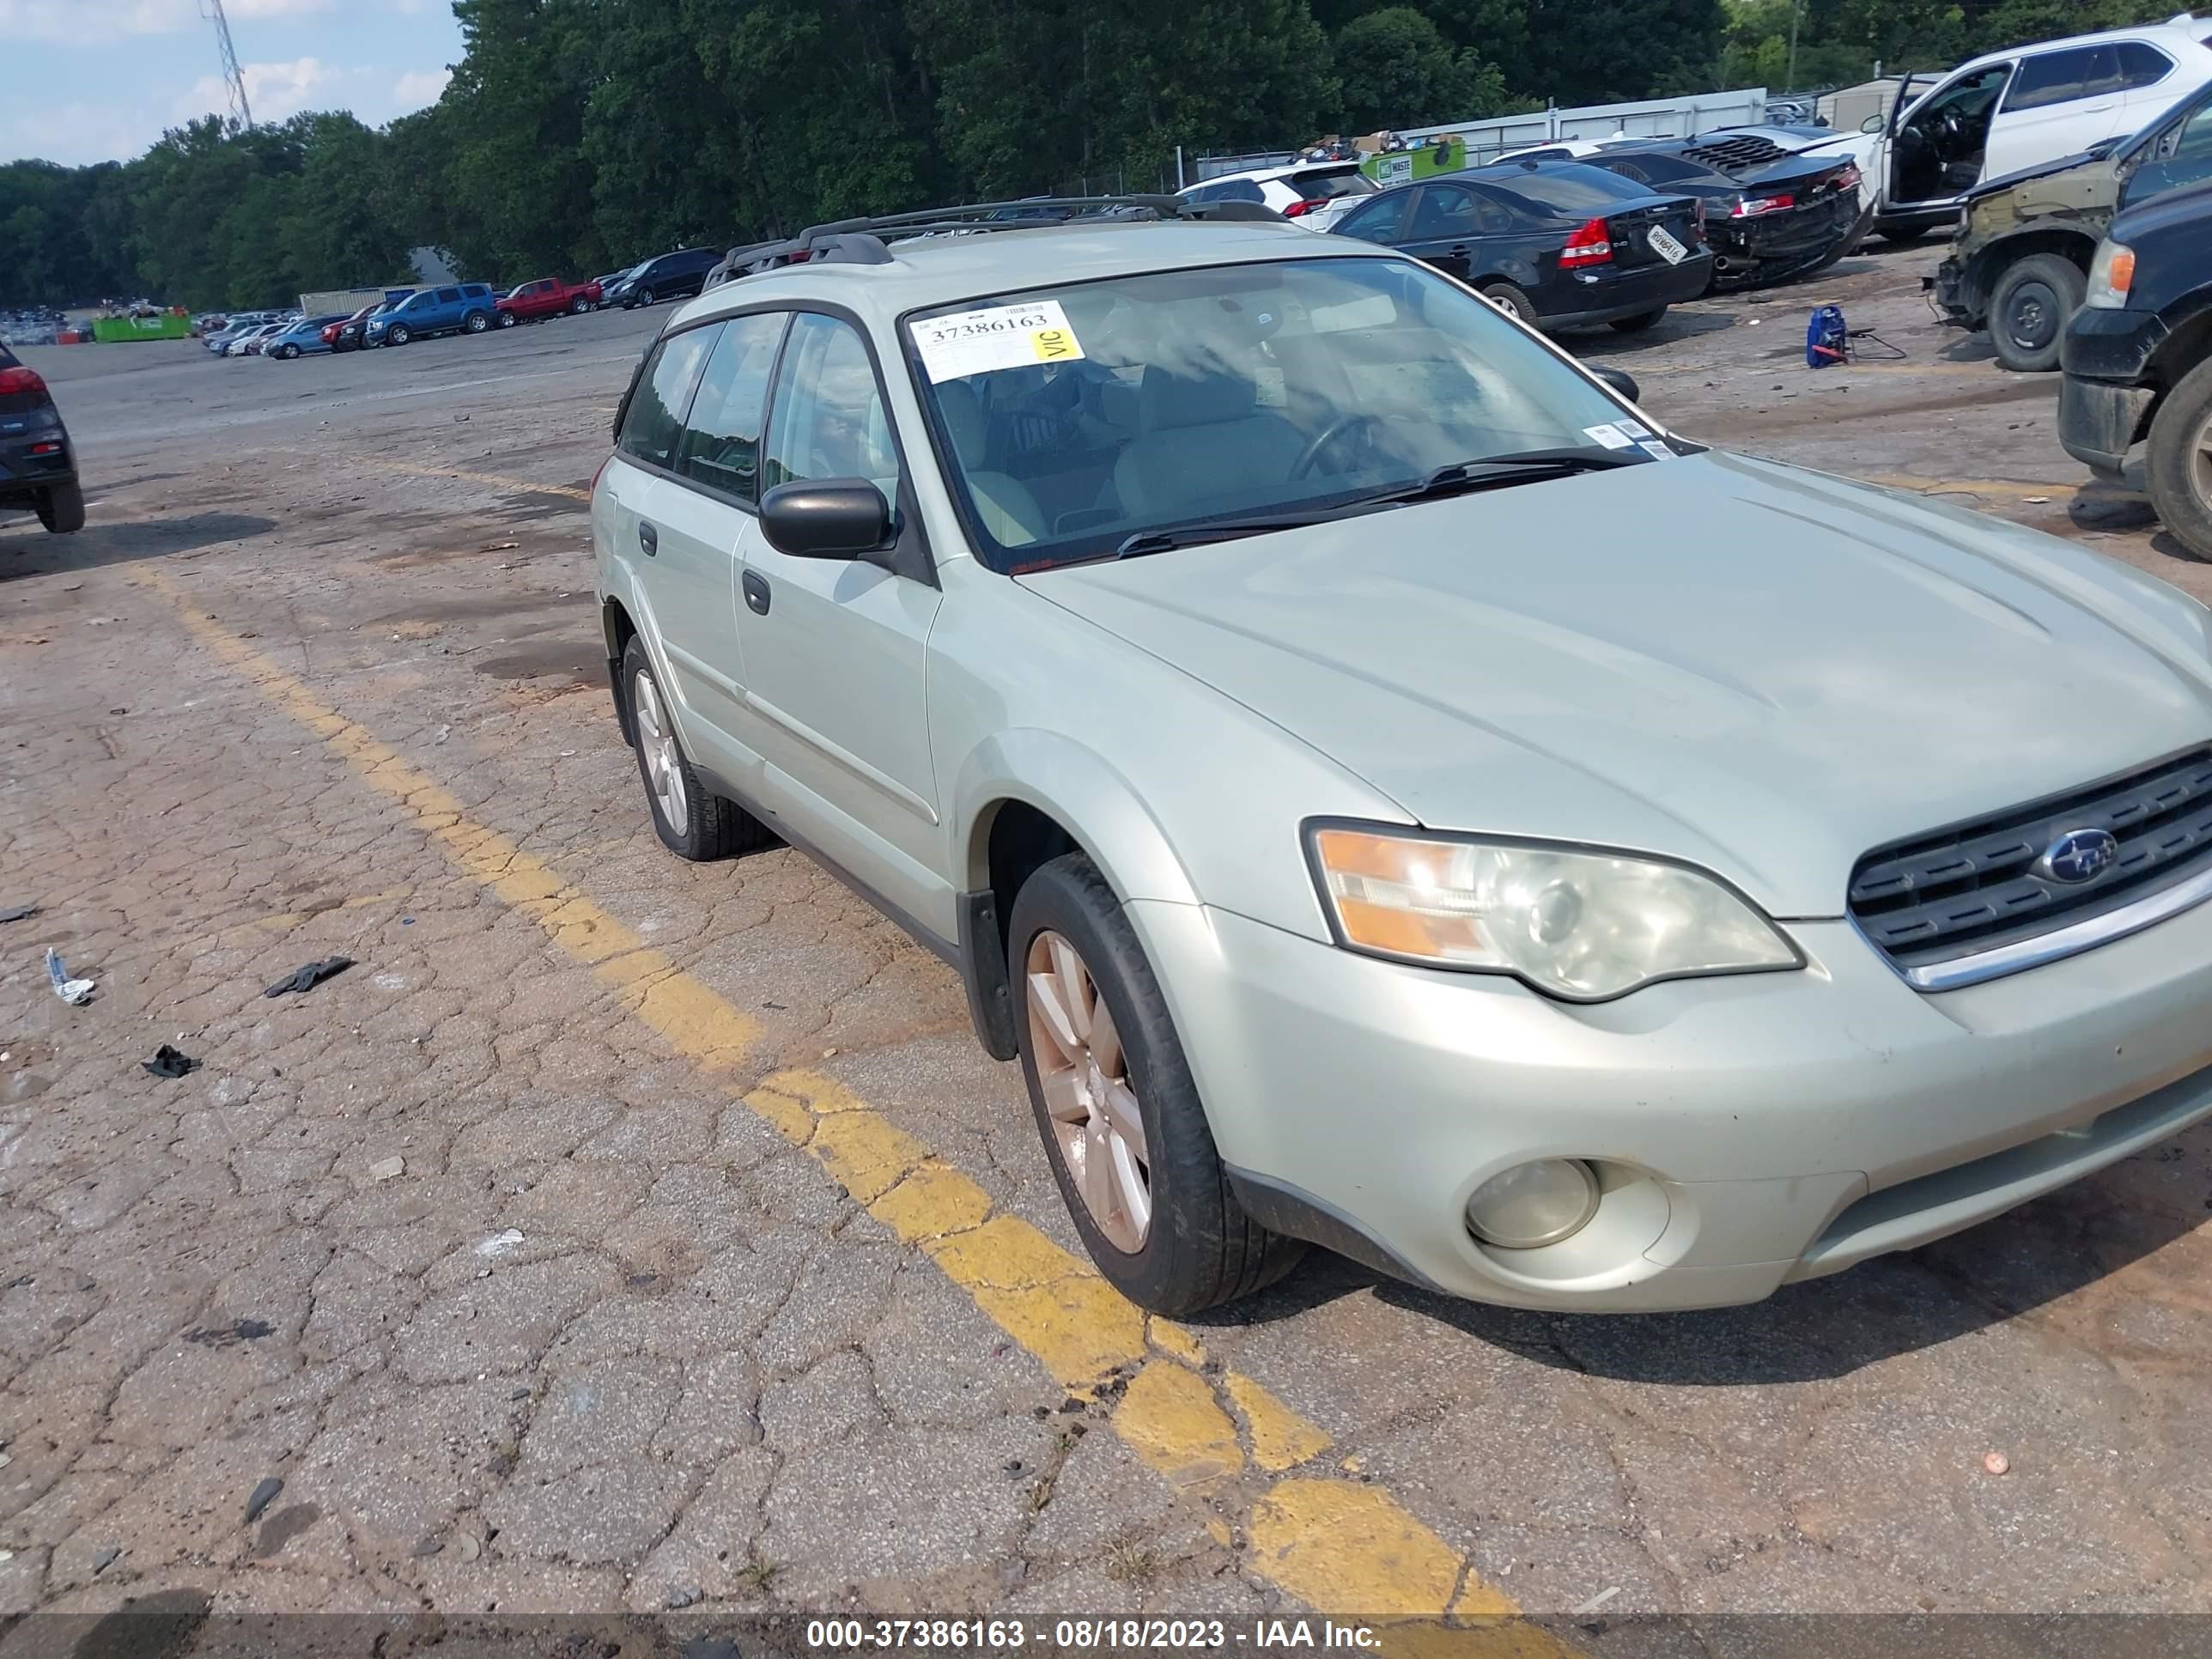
<box><xmin>1354</xmin><ymin>446</ymin><xmax>1650</xmax><ymax>507</ymax></box>
<box><xmin>1113</xmin><ymin>512</ymin><xmax>1347</xmax><ymax>558</ymax></box>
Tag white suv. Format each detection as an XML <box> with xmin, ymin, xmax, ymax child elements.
<box><xmin>1176</xmin><ymin>161</ymin><xmax>1376</xmax><ymax>230</ymax></box>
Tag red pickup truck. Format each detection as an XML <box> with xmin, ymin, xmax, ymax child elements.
<box><xmin>495</xmin><ymin>276</ymin><xmax>602</xmax><ymax>326</ymax></box>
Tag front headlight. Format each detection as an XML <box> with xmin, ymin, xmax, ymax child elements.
<box><xmin>2086</xmin><ymin>240</ymin><xmax>2135</xmax><ymax>310</ymax></box>
<box><xmin>1306</xmin><ymin>823</ymin><xmax>1801</xmax><ymax>1001</ymax></box>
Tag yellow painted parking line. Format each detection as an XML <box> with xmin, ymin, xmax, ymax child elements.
<box><xmin>144</xmin><ymin>566</ymin><xmax>1572</xmax><ymax>1646</ymax></box>
<box><xmin>1866</xmin><ymin>472</ymin><xmax>2078</xmax><ymax>501</ymax></box>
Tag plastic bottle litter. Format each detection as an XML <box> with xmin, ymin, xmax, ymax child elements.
<box><xmin>45</xmin><ymin>948</ymin><xmax>94</xmax><ymax>1006</ymax></box>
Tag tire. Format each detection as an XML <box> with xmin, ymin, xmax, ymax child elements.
<box><xmin>2145</xmin><ymin>355</ymin><xmax>2212</xmax><ymax>562</ymax></box>
<box><xmin>1988</xmin><ymin>252</ymin><xmax>2086</xmax><ymax>374</ymax></box>
<box><xmin>1878</xmin><ymin>224</ymin><xmax>1929</xmax><ymax>246</ymax></box>
<box><xmin>276</xmin><ymin>343</ymin><xmax>299</xmax><ymax>359</ymax></box>
<box><xmin>36</xmin><ymin>481</ymin><xmax>85</xmax><ymax>534</ymax></box>
<box><xmin>1480</xmin><ymin>281</ymin><xmax>1539</xmax><ymax>327</ymax></box>
<box><xmin>571</xmin><ymin>295</ymin><xmax>592</xmax><ymax>314</ymax></box>
<box><xmin>636</xmin><ymin>287</ymin><xmax>656</xmax><ymax>307</ymax></box>
<box><xmin>1008</xmin><ymin>852</ymin><xmax>1304</xmax><ymax>1315</ymax></box>
<box><xmin>620</xmin><ymin>636</ymin><xmax>774</xmax><ymax>860</ymax></box>
<box><xmin>1609</xmin><ymin>307</ymin><xmax>1668</xmax><ymax>333</ymax></box>
<box><xmin>497</xmin><ymin>310</ymin><xmax>518</xmax><ymax>328</ymax></box>
<box><xmin>386</xmin><ymin>324</ymin><xmax>410</xmax><ymax>346</ymax></box>
<box><xmin>464</xmin><ymin>311</ymin><xmax>489</xmax><ymax>334</ymax></box>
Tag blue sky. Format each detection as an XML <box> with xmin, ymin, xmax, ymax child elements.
<box><xmin>1</xmin><ymin>0</ymin><xmax>465</xmax><ymax>167</ymax></box>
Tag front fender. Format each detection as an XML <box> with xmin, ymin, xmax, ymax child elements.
<box><xmin>952</xmin><ymin>728</ymin><xmax>1203</xmax><ymax>909</ymax></box>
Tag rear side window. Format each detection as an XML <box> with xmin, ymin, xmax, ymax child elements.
<box><xmin>762</xmin><ymin>314</ymin><xmax>900</xmax><ymax>495</ymax></box>
<box><xmin>1289</xmin><ymin>166</ymin><xmax>1375</xmax><ymax>200</ymax></box>
<box><xmin>618</xmin><ymin>325</ymin><xmax>721</xmax><ymax>471</ymax></box>
<box><xmin>436</xmin><ymin>287</ymin><xmax>462</xmax><ymax>303</ymax></box>
<box><xmin>2004</xmin><ymin>46</ymin><xmax>2111</xmax><ymax>112</ymax></box>
<box><xmin>2117</xmin><ymin>41</ymin><xmax>2174</xmax><ymax>90</ymax></box>
<box><xmin>1486</xmin><ymin>164</ymin><xmax>1650</xmax><ymax>216</ymax></box>
<box><xmin>677</xmin><ymin>312</ymin><xmax>789</xmax><ymax>502</ymax></box>
<box><xmin>1205</xmin><ymin>179</ymin><xmax>1266</xmax><ymax>204</ymax></box>
<box><xmin>1334</xmin><ymin>190</ymin><xmax>1413</xmax><ymax>243</ymax></box>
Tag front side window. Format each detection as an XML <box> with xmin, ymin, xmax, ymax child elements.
<box><xmin>906</xmin><ymin>255</ymin><xmax>1657</xmax><ymax>573</ymax></box>
<box><xmin>618</xmin><ymin>324</ymin><xmax>721</xmax><ymax>471</ymax></box>
<box><xmin>1408</xmin><ymin>185</ymin><xmax>1481</xmax><ymax>240</ymax></box>
<box><xmin>763</xmin><ymin>313</ymin><xmax>901</xmax><ymax>498</ymax></box>
<box><xmin>2004</xmin><ymin>46</ymin><xmax>2109</xmax><ymax>112</ymax></box>
<box><xmin>1334</xmin><ymin>191</ymin><xmax>1413</xmax><ymax>243</ymax></box>
<box><xmin>677</xmin><ymin>312</ymin><xmax>790</xmax><ymax>502</ymax></box>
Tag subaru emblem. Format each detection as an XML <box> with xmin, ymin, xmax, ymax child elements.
<box><xmin>2039</xmin><ymin>827</ymin><xmax>2119</xmax><ymax>884</ymax></box>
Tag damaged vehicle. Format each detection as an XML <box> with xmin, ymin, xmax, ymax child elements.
<box><xmin>2059</xmin><ymin>175</ymin><xmax>2212</xmax><ymax>556</ymax></box>
<box><xmin>1569</xmin><ymin>136</ymin><xmax>1870</xmax><ymax>291</ymax></box>
<box><xmin>1932</xmin><ymin>76</ymin><xmax>2212</xmax><ymax>370</ymax></box>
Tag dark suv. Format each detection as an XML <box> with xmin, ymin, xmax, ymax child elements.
<box><xmin>0</xmin><ymin>343</ymin><xmax>82</xmax><ymax>534</ymax></box>
<box><xmin>2058</xmin><ymin>175</ymin><xmax>2212</xmax><ymax>556</ymax></box>
<box><xmin>603</xmin><ymin>248</ymin><xmax>722</xmax><ymax>309</ymax></box>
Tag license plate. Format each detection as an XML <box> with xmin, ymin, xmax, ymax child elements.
<box><xmin>1648</xmin><ymin>226</ymin><xmax>1689</xmax><ymax>264</ymax></box>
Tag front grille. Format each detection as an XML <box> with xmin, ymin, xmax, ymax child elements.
<box><xmin>1849</xmin><ymin>747</ymin><xmax>2212</xmax><ymax>976</ymax></box>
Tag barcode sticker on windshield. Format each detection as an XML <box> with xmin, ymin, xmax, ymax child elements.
<box><xmin>1638</xmin><ymin>440</ymin><xmax>1673</xmax><ymax>461</ymax></box>
<box><xmin>912</xmin><ymin>301</ymin><xmax>1085</xmax><ymax>382</ymax></box>
<box><xmin>1583</xmin><ymin>423</ymin><xmax>1634</xmax><ymax>450</ymax></box>
<box><xmin>1616</xmin><ymin>418</ymin><xmax>1652</xmax><ymax>438</ymax></box>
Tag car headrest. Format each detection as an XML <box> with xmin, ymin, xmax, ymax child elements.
<box><xmin>935</xmin><ymin>378</ymin><xmax>989</xmax><ymax>465</ymax></box>
<box><xmin>1138</xmin><ymin>366</ymin><xmax>1258</xmax><ymax>431</ymax></box>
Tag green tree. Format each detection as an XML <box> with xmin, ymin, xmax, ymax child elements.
<box><xmin>1334</xmin><ymin>6</ymin><xmax>1503</xmax><ymax>132</ymax></box>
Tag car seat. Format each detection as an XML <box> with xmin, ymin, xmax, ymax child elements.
<box><xmin>936</xmin><ymin>380</ymin><xmax>1050</xmax><ymax>546</ymax></box>
<box><xmin>1112</xmin><ymin>365</ymin><xmax>1305</xmax><ymax>522</ymax></box>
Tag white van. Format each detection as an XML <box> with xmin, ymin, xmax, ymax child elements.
<box><xmin>1843</xmin><ymin>15</ymin><xmax>2212</xmax><ymax>240</ymax></box>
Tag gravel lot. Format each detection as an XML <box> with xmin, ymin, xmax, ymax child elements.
<box><xmin>3</xmin><ymin>240</ymin><xmax>2209</xmax><ymax>1632</ymax></box>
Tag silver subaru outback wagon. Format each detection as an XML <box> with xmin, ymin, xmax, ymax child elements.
<box><xmin>593</xmin><ymin>198</ymin><xmax>2212</xmax><ymax>1316</ymax></box>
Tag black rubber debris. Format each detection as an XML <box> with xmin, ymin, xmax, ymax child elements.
<box><xmin>244</xmin><ymin>1476</ymin><xmax>283</xmax><ymax>1524</ymax></box>
<box><xmin>263</xmin><ymin>956</ymin><xmax>354</xmax><ymax>998</ymax></box>
<box><xmin>143</xmin><ymin>1044</ymin><xmax>200</xmax><ymax>1079</ymax></box>
<box><xmin>0</xmin><ymin>902</ymin><xmax>37</xmax><ymax>924</ymax></box>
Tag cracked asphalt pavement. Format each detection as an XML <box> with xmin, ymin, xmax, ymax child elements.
<box><xmin>4</xmin><ymin>242</ymin><xmax>2212</xmax><ymax>1629</ymax></box>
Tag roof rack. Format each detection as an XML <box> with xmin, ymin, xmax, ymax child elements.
<box><xmin>702</xmin><ymin>196</ymin><xmax>1288</xmax><ymax>289</ymax></box>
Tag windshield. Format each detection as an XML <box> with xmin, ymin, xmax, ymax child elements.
<box><xmin>906</xmin><ymin>254</ymin><xmax>1658</xmax><ymax>572</ymax></box>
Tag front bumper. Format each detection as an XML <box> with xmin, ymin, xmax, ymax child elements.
<box><xmin>2059</xmin><ymin>374</ymin><xmax>2156</xmax><ymax>474</ymax></box>
<box><xmin>1131</xmin><ymin>894</ymin><xmax>2212</xmax><ymax>1311</ymax></box>
<box><xmin>1929</xmin><ymin>255</ymin><xmax>1971</xmax><ymax>325</ymax></box>
<box><xmin>2061</xmin><ymin>304</ymin><xmax>2168</xmax><ymax>383</ymax></box>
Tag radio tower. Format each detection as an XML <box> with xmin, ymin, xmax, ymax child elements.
<box><xmin>201</xmin><ymin>0</ymin><xmax>253</xmax><ymax>127</ymax></box>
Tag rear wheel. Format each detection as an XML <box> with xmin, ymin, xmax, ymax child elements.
<box><xmin>1609</xmin><ymin>307</ymin><xmax>1668</xmax><ymax>333</ymax></box>
<box><xmin>36</xmin><ymin>482</ymin><xmax>84</xmax><ymax>534</ymax></box>
<box><xmin>1480</xmin><ymin>281</ymin><xmax>1538</xmax><ymax>327</ymax></box>
<box><xmin>464</xmin><ymin>311</ymin><xmax>489</xmax><ymax>334</ymax></box>
<box><xmin>497</xmin><ymin>310</ymin><xmax>518</xmax><ymax>328</ymax></box>
<box><xmin>2146</xmin><ymin>356</ymin><xmax>2212</xmax><ymax>562</ymax></box>
<box><xmin>621</xmin><ymin>637</ymin><xmax>775</xmax><ymax>860</ymax></box>
<box><xmin>1009</xmin><ymin>852</ymin><xmax>1304</xmax><ymax>1315</ymax></box>
<box><xmin>1988</xmin><ymin>252</ymin><xmax>2085</xmax><ymax>374</ymax></box>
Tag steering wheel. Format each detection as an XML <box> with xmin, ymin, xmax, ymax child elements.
<box><xmin>1936</xmin><ymin>105</ymin><xmax>1970</xmax><ymax>157</ymax></box>
<box><xmin>1291</xmin><ymin>413</ymin><xmax>1386</xmax><ymax>480</ymax></box>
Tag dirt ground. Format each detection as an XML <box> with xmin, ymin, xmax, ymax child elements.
<box><xmin>4</xmin><ymin>238</ymin><xmax>2211</xmax><ymax>1633</ymax></box>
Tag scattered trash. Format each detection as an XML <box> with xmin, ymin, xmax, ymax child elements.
<box><xmin>402</xmin><ymin>917</ymin><xmax>415</xmax><ymax>926</ymax></box>
<box><xmin>187</xmin><ymin>1318</ymin><xmax>273</xmax><ymax>1346</ymax></box>
<box><xmin>143</xmin><ymin>1045</ymin><xmax>199</xmax><ymax>1080</ymax></box>
<box><xmin>1572</xmin><ymin>1587</ymin><xmax>1622</xmax><ymax>1615</ymax></box>
<box><xmin>435</xmin><ymin>725</ymin><xmax>451</xmax><ymax>744</ymax></box>
<box><xmin>0</xmin><ymin>902</ymin><xmax>39</xmax><ymax>924</ymax></box>
<box><xmin>2023</xmin><ymin>495</ymin><xmax>2050</xmax><ymax>504</ymax></box>
<box><xmin>264</xmin><ymin>956</ymin><xmax>354</xmax><ymax>997</ymax></box>
<box><xmin>476</xmin><ymin>1228</ymin><xmax>525</xmax><ymax>1258</ymax></box>
<box><xmin>1983</xmin><ymin>1449</ymin><xmax>2010</xmax><ymax>1476</ymax></box>
<box><xmin>454</xmin><ymin>414</ymin><xmax>471</xmax><ymax>423</ymax></box>
<box><xmin>820</xmin><ymin>1047</ymin><xmax>838</xmax><ymax>1059</ymax></box>
<box><xmin>1746</xmin><ymin>318</ymin><xmax>1760</xmax><ymax>326</ymax></box>
<box><xmin>46</xmin><ymin>948</ymin><xmax>94</xmax><ymax>1006</ymax></box>
<box><xmin>109</xmin><ymin>708</ymin><xmax>126</xmax><ymax>716</ymax></box>
<box><xmin>665</xmin><ymin>1587</ymin><xmax>703</xmax><ymax>1610</ymax></box>
<box><xmin>480</xmin><ymin>541</ymin><xmax>519</xmax><ymax>553</ymax></box>
<box><xmin>0</xmin><ymin>1549</ymin><xmax>11</xmax><ymax>1564</ymax></box>
<box><xmin>412</xmin><ymin>1535</ymin><xmax>442</xmax><ymax>1558</ymax></box>
<box><xmin>245</xmin><ymin>1477</ymin><xmax>284</xmax><ymax>1524</ymax></box>
<box><xmin>508</xmin><ymin>1386</ymin><xmax>530</xmax><ymax>1401</ymax></box>
<box><xmin>91</xmin><ymin>1547</ymin><xmax>121</xmax><ymax>1575</ymax></box>
<box><xmin>368</xmin><ymin>1155</ymin><xmax>405</xmax><ymax>1182</ymax></box>
<box><xmin>454</xmin><ymin>1531</ymin><xmax>483</xmax><ymax>1563</ymax></box>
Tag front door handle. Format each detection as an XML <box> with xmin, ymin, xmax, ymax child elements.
<box><xmin>742</xmin><ymin>570</ymin><xmax>771</xmax><ymax>615</ymax></box>
<box><xmin>639</xmin><ymin>520</ymin><xmax>658</xmax><ymax>556</ymax></box>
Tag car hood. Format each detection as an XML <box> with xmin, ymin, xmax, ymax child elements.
<box><xmin>1018</xmin><ymin>453</ymin><xmax>2212</xmax><ymax>916</ymax></box>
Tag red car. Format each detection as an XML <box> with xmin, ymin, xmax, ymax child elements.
<box><xmin>495</xmin><ymin>277</ymin><xmax>602</xmax><ymax>326</ymax></box>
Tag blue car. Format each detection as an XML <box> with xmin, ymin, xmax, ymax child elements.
<box><xmin>362</xmin><ymin>283</ymin><xmax>498</xmax><ymax>346</ymax></box>
<box><xmin>264</xmin><ymin>314</ymin><xmax>348</xmax><ymax>360</ymax></box>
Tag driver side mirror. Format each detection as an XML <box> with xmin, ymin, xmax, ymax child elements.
<box><xmin>1590</xmin><ymin>366</ymin><xmax>1641</xmax><ymax>403</ymax></box>
<box><xmin>1861</xmin><ymin>112</ymin><xmax>1885</xmax><ymax>133</ymax></box>
<box><xmin>761</xmin><ymin>479</ymin><xmax>896</xmax><ymax>562</ymax></box>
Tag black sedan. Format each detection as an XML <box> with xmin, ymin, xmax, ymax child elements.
<box><xmin>1572</xmin><ymin>138</ymin><xmax>1870</xmax><ymax>291</ymax></box>
<box><xmin>0</xmin><ymin>341</ymin><xmax>82</xmax><ymax>533</ymax></box>
<box><xmin>1331</xmin><ymin>162</ymin><xmax>1711</xmax><ymax>332</ymax></box>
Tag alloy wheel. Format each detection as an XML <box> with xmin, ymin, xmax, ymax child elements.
<box><xmin>2191</xmin><ymin>408</ymin><xmax>2212</xmax><ymax>517</ymax></box>
<box><xmin>1025</xmin><ymin>930</ymin><xmax>1151</xmax><ymax>1251</ymax></box>
<box><xmin>631</xmin><ymin>666</ymin><xmax>688</xmax><ymax>830</ymax></box>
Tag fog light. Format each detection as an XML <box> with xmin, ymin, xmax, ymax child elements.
<box><xmin>1465</xmin><ymin>1159</ymin><xmax>1600</xmax><ymax>1249</ymax></box>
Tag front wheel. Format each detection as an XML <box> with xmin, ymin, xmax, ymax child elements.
<box><xmin>497</xmin><ymin>311</ymin><xmax>518</xmax><ymax>328</ymax></box>
<box><xmin>37</xmin><ymin>482</ymin><xmax>85</xmax><ymax>534</ymax></box>
<box><xmin>1988</xmin><ymin>252</ymin><xmax>2085</xmax><ymax>374</ymax></box>
<box><xmin>635</xmin><ymin>287</ymin><xmax>656</xmax><ymax>307</ymax></box>
<box><xmin>1009</xmin><ymin>852</ymin><xmax>1303</xmax><ymax>1315</ymax></box>
<box><xmin>277</xmin><ymin>343</ymin><xmax>300</xmax><ymax>359</ymax></box>
<box><xmin>464</xmin><ymin>311</ymin><xmax>489</xmax><ymax>334</ymax></box>
<box><xmin>386</xmin><ymin>325</ymin><xmax>410</xmax><ymax>346</ymax></box>
<box><xmin>1609</xmin><ymin>307</ymin><xmax>1667</xmax><ymax>333</ymax></box>
<box><xmin>571</xmin><ymin>295</ymin><xmax>592</xmax><ymax>314</ymax></box>
<box><xmin>2146</xmin><ymin>356</ymin><xmax>2212</xmax><ymax>562</ymax></box>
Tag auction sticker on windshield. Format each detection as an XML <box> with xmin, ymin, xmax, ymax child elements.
<box><xmin>913</xmin><ymin>301</ymin><xmax>1086</xmax><ymax>382</ymax></box>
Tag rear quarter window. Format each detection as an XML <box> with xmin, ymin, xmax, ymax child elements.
<box><xmin>617</xmin><ymin>325</ymin><xmax>721</xmax><ymax>471</ymax></box>
<box><xmin>1485</xmin><ymin>165</ymin><xmax>1652</xmax><ymax>216</ymax></box>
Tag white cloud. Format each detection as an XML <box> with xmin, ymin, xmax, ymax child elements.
<box><xmin>0</xmin><ymin>98</ymin><xmax>165</xmax><ymax>166</ymax></box>
<box><xmin>391</xmin><ymin>65</ymin><xmax>449</xmax><ymax>110</ymax></box>
<box><xmin>0</xmin><ymin>0</ymin><xmax>331</xmax><ymax>43</ymax></box>
<box><xmin>181</xmin><ymin>55</ymin><xmax>339</xmax><ymax>124</ymax></box>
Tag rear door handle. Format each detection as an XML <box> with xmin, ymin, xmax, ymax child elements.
<box><xmin>639</xmin><ymin>520</ymin><xmax>658</xmax><ymax>556</ymax></box>
<box><xmin>742</xmin><ymin>570</ymin><xmax>771</xmax><ymax>615</ymax></box>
